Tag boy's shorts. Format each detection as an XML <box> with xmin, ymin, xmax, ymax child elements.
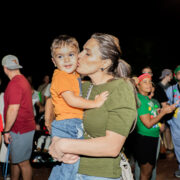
<box><xmin>10</xmin><ymin>130</ymin><xmax>35</xmax><ymax>164</ymax></box>
<box><xmin>51</xmin><ymin>118</ymin><xmax>83</xmax><ymax>139</ymax></box>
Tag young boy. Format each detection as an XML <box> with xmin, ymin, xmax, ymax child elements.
<box><xmin>49</xmin><ymin>35</ymin><xmax>108</xmax><ymax>180</ymax></box>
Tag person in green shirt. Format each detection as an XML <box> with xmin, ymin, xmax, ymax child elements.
<box><xmin>134</xmin><ymin>73</ymin><xmax>175</xmax><ymax>180</ymax></box>
<box><xmin>48</xmin><ymin>33</ymin><xmax>138</xmax><ymax>179</ymax></box>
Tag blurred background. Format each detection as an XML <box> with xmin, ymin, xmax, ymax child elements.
<box><xmin>0</xmin><ymin>0</ymin><xmax>180</xmax><ymax>89</ymax></box>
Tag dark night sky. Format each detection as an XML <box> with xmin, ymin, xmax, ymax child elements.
<box><xmin>0</xmin><ymin>1</ymin><xmax>180</xmax><ymax>89</ymax></box>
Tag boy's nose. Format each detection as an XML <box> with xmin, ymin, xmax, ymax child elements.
<box><xmin>64</xmin><ymin>57</ymin><xmax>70</xmax><ymax>62</ymax></box>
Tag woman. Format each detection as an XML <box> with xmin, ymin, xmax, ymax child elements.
<box><xmin>49</xmin><ymin>33</ymin><xmax>137</xmax><ymax>179</ymax></box>
<box><xmin>134</xmin><ymin>73</ymin><xmax>175</xmax><ymax>180</ymax></box>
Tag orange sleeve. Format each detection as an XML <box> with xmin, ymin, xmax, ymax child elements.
<box><xmin>51</xmin><ymin>73</ymin><xmax>73</xmax><ymax>96</ymax></box>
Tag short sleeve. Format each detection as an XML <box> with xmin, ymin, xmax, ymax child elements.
<box><xmin>106</xmin><ymin>80</ymin><xmax>136</xmax><ymax>137</ymax></box>
<box><xmin>8</xmin><ymin>82</ymin><xmax>22</xmax><ymax>104</ymax></box>
<box><xmin>138</xmin><ymin>100</ymin><xmax>149</xmax><ymax>116</ymax></box>
<box><xmin>51</xmin><ymin>72</ymin><xmax>73</xmax><ymax>96</ymax></box>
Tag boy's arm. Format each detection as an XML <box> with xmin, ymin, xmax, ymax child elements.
<box><xmin>61</xmin><ymin>91</ymin><xmax>108</xmax><ymax>109</ymax></box>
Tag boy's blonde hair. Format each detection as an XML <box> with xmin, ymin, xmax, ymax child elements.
<box><xmin>50</xmin><ymin>35</ymin><xmax>79</xmax><ymax>57</ymax></box>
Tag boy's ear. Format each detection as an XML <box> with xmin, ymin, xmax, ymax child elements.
<box><xmin>51</xmin><ymin>58</ymin><xmax>57</xmax><ymax>67</ymax></box>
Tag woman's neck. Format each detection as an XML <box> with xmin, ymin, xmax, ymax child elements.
<box><xmin>89</xmin><ymin>71</ymin><xmax>114</xmax><ymax>85</ymax></box>
<box><xmin>138</xmin><ymin>89</ymin><xmax>149</xmax><ymax>96</ymax></box>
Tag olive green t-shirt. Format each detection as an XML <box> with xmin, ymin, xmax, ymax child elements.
<box><xmin>78</xmin><ymin>79</ymin><xmax>136</xmax><ymax>178</ymax></box>
<box><xmin>136</xmin><ymin>93</ymin><xmax>160</xmax><ymax>138</ymax></box>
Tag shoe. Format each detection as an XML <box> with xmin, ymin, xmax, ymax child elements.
<box><xmin>175</xmin><ymin>169</ymin><xmax>180</xmax><ymax>178</ymax></box>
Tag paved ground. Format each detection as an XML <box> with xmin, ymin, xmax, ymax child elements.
<box><xmin>0</xmin><ymin>156</ymin><xmax>179</xmax><ymax>180</ymax></box>
<box><xmin>156</xmin><ymin>156</ymin><xmax>179</xmax><ymax>180</ymax></box>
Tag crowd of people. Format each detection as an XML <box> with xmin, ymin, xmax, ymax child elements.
<box><xmin>0</xmin><ymin>33</ymin><xmax>180</xmax><ymax>180</ymax></box>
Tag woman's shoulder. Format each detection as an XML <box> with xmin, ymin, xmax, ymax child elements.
<box><xmin>137</xmin><ymin>93</ymin><xmax>150</xmax><ymax>104</ymax></box>
<box><xmin>109</xmin><ymin>78</ymin><xmax>134</xmax><ymax>90</ymax></box>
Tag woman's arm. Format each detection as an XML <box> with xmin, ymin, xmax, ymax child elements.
<box><xmin>61</xmin><ymin>91</ymin><xmax>108</xmax><ymax>109</ymax></box>
<box><xmin>49</xmin><ymin>130</ymin><xmax>126</xmax><ymax>160</ymax></box>
<box><xmin>140</xmin><ymin>104</ymin><xmax>176</xmax><ymax>128</ymax></box>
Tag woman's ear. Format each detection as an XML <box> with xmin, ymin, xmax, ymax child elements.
<box><xmin>101</xmin><ymin>59</ymin><xmax>112</xmax><ymax>70</ymax></box>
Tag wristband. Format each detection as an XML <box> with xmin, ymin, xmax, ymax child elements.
<box><xmin>2</xmin><ymin>130</ymin><xmax>10</xmax><ymax>135</ymax></box>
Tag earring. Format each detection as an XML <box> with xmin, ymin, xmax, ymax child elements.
<box><xmin>101</xmin><ymin>68</ymin><xmax>104</xmax><ymax>71</ymax></box>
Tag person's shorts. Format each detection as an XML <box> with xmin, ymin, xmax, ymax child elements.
<box><xmin>10</xmin><ymin>130</ymin><xmax>35</xmax><ymax>164</ymax></box>
<box><xmin>134</xmin><ymin>133</ymin><xmax>159</xmax><ymax>166</ymax></box>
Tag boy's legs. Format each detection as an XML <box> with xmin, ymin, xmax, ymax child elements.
<box><xmin>49</xmin><ymin>119</ymin><xmax>83</xmax><ymax>180</ymax></box>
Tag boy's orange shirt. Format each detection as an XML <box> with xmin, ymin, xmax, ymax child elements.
<box><xmin>50</xmin><ymin>69</ymin><xmax>83</xmax><ymax>120</ymax></box>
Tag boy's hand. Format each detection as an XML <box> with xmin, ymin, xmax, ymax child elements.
<box><xmin>45</xmin><ymin>122</ymin><xmax>52</xmax><ymax>134</ymax></box>
<box><xmin>94</xmin><ymin>91</ymin><xmax>109</xmax><ymax>108</ymax></box>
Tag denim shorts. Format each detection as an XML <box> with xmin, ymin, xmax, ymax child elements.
<box><xmin>75</xmin><ymin>173</ymin><xmax>122</xmax><ymax>180</ymax></box>
<box><xmin>51</xmin><ymin>118</ymin><xmax>83</xmax><ymax>139</ymax></box>
<box><xmin>10</xmin><ymin>130</ymin><xmax>35</xmax><ymax>164</ymax></box>
<box><xmin>49</xmin><ymin>118</ymin><xmax>83</xmax><ymax>180</ymax></box>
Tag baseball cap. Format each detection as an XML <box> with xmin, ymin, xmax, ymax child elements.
<box><xmin>159</xmin><ymin>69</ymin><xmax>172</xmax><ymax>79</ymax></box>
<box><xmin>2</xmin><ymin>55</ymin><xmax>23</xmax><ymax>69</ymax></box>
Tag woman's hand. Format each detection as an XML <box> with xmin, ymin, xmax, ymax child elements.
<box><xmin>61</xmin><ymin>154</ymin><xmax>79</xmax><ymax>164</ymax></box>
<box><xmin>161</xmin><ymin>104</ymin><xmax>176</xmax><ymax>114</ymax></box>
<box><xmin>49</xmin><ymin>136</ymin><xmax>79</xmax><ymax>164</ymax></box>
<box><xmin>49</xmin><ymin>136</ymin><xmax>64</xmax><ymax>161</ymax></box>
